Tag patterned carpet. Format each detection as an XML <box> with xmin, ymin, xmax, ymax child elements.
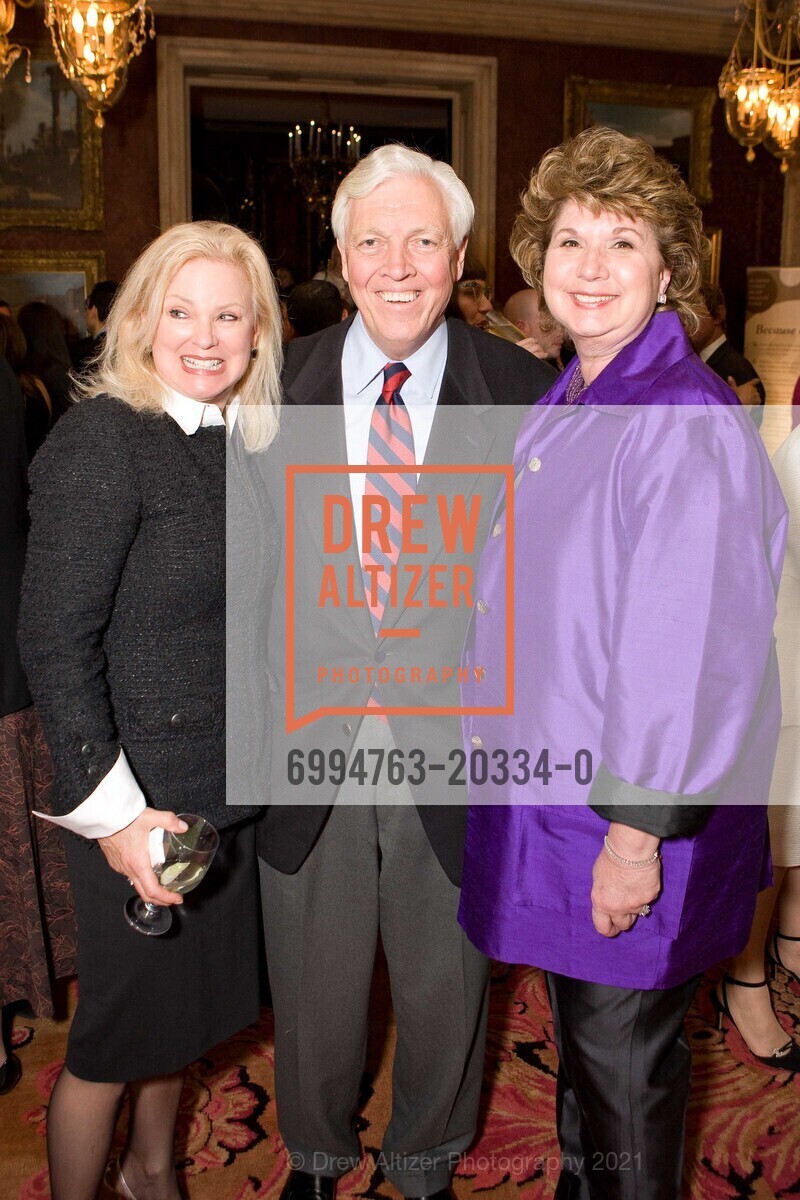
<box><xmin>3</xmin><ymin>961</ymin><xmax>800</xmax><ymax>1200</ymax></box>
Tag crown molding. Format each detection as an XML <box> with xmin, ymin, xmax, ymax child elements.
<box><xmin>155</xmin><ymin>0</ymin><xmax>737</xmax><ymax>57</ymax></box>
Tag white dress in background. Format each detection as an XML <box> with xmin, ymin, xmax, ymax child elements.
<box><xmin>770</xmin><ymin>424</ymin><xmax>800</xmax><ymax>867</ymax></box>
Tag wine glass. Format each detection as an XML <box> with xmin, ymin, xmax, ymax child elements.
<box><xmin>124</xmin><ymin>813</ymin><xmax>220</xmax><ymax>936</ymax></box>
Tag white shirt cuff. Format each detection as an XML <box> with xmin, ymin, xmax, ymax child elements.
<box><xmin>34</xmin><ymin>748</ymin><xmax>147</xmax><ymax>838</ymax></box>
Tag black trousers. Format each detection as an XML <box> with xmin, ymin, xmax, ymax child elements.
<box><xmin>546</xmin><ymin>972</ymin><xmax>700</xmax><ymax>1200</ymax></box>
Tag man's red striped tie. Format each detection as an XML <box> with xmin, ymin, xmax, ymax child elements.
<box><xmin>362</xmin><ymin>362</ymin><xmax>415</xmax><ymax>713</ymax></box>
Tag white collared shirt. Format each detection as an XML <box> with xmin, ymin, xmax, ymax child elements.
<box><xmin>341</xmin><ymin>313</ymin><xmax>448</xmax><ymax>550</ymax></box>
<box><xmin>162</xmin><ymin>387</ymin><xmax>239</xmax><ymax>432</ymax></box>
<box><xmin>35</xmin><ymin>388</ymin><xmax>237</xmax><ymax>840</ymax></box>
<box><xmin>699</xmin><ymin>334</ymin><xmax>727</xmax><ymax>364</ymax></box>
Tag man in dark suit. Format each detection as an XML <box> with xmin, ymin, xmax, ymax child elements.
<box><xmin>691</xmin><ymin>282</ymin><xmax>766</xmax><ymax>425</ymax></box>
<box><xmin>256</xmin><ymin>145</ymin><xmax>553</xmax><ymax>1200</ymax></box>
<box><xmin>70</xmin><ymin>279</ymin><xmax>119</xmax><ymax>376</ymax></box>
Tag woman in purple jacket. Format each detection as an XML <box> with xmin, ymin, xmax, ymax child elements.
<box><xmin>458</xmin><ymin>128</ymin><xmax>787</xmax><ymax>1199</ymax></box>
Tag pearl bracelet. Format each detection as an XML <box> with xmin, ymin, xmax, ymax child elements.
<box><xmin>603</xmin><ymin>834</ymin><xmax>661</xmax><ymax>870</ymax></box>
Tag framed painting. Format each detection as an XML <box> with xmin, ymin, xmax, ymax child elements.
<box><xmin>0</xmin><ymin>51</ymin><xmax>103</xmax><ymax>230</ymax></box>
<box><xmin>564</xmin><ymin>77</ymin><xmax>715</xmax><ymax>204</ymax></box>
<box><xmin>0</xmin><ymin>250</ymin><xmax>106</xmax><ymax>339</ymax></box>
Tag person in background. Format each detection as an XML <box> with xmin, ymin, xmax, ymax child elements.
<box><xmin>17</xmin><ymin>302</ymin><xmax>74</xmax><ymax>420</ymax></box>
<box><xmin>712</xmin><ymin>421</ymin><xmax>800</xmax><ymax>1073</ymax></box>
<box><xmin>458</xmin><ymin>127</ymin><xmax>786</xmax><ymax>1200</ymax></box>
<box><xmin>449</xmin><ymin>255</ymin><xmax>558</xmax><ymax>361</ymax></box>
<box><xmin>0</xmin><ymin>314</ymin><xmax>54</xmax><ymax>459</ymax></box>
<box><xmin>285</xmin><ymin>279</ymin><xmax>347</xmax><ymax>339</ymax></box>
<box><xmin>504</xmin><ymin>287</ymin><xmax>565</xmax><ymax>368</ymax></box>
<box><xmin>690</xmin><ymin>281</ymin><xmax>765</xmax><ymax>425</ymax></box>
<box><xmin>70</xmin><ymin>280</ymin><xmax>119</xmax><ymax>376</ymax></box>
<box><xmin>449</xmin><ymin>250</ymin><xmax>493</xmax><ymax>329</ymax></box>
<box><xmin>275</xmin><ymin>266</ymin><xmax>296</xmax><ymax>299</ymax></box>
<box><xmin>19</xmin><ymin>220</ymin><xmax>282</xmax><ymax>1200</ymax></box>
<box><xmin>0</xmin><ymin>355</ymin><xmax>77</xmax><ymax>1098</ymax></box>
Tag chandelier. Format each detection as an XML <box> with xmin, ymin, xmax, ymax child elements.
<box><xmin>719</xmin><ymin>0</ymin><xmax>800</xmax><ymax>171</ymax></box>
<box><xmin>289</xmin><ymin>121</ymin><xmax>362</xmax><ymax>231</ymax></box>
<box><xmin>44</xmin><ymin>0</ymin><xmax>154</xmax><ymax>128</ymax></box>
<box><xmin>0</xmin><ymin>0</ymin><xmax>33</xmax><ymax>83</ymax></box>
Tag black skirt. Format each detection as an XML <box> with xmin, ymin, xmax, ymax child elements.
<box><xmin>64</xmin><ymin>817</ymin><xmax>260</xmax><ymax>1082</ymax></box>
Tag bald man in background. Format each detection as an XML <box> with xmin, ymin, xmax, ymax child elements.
<box><xmin>504</xmin><ymin>288</ymin><xmax>564</xmax><ymax>370</ymax></box>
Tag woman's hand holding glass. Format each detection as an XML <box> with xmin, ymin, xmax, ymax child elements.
<box><xmin>98</xmin><ymin>808</ymin><xmax>189</xmax><ymax>907</ymax></box>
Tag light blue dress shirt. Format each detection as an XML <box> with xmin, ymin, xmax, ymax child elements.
<box><xmin>341</xmin><ymin>313</ymin><xmax>448</xmax><ymax>551</ymax></box>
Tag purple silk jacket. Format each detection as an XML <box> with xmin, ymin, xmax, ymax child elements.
<box><xmin>458</xmin><ymin>312</ymin><xmax>787</xmax><ymax>989</ymax></box>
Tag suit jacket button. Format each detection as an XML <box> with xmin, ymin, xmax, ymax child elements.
<box><xmin>343</xmin><ymin>722</ymin><xmax>353</xmax><ymax>736</ymax></box>
<box><xmin>170</xmin><ymin>713</ymin><xmax>184</xmax><ymax>728</ymax></box>
<box><xmin>87</xmin><ymin>764</ymin><xmax>101</xmax><ymax>780</ymax></box>
<box><xmin>375</xmin><ymin>648</ymin><xmax>386</xmax><ymax>663</ymax></box>
<box><xmin>471</xmin><ymin>734</ymin><xmax>483</xmax><ymax>748</ymax></box>
<box><xmin>528</xmin><ymin>457</ymin><xmax>542</xmax><ymax>472</ymax></box>
<box><xmin>81</xmin><ymin>742</ymin><xmax>94</xmax><ymax>758</ymax></box>
<box><xmin>476</xmin><ymin>600</ymin><xmax>489</xmax><ymax>615</ymax></box>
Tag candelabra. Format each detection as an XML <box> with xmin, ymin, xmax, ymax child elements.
<box><xmin>719</xmin><ymin>0</ymin><xmax>800</xmax><ymax>171</ymax></box>
<box><xmin>289</xmin><ymin>121</ymin><xmax>362</xmax><ymax>231</ymax></box>
<box><xmin>44</xmin><ymin>0</ymin><xmax>154</xmax><ymax>128</ymax></box>
<box><xmin>0</xmin><ymin>0</ymin><xmax>33</xmax><ymax>83</ymax></box>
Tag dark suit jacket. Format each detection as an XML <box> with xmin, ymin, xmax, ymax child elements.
<box><xmin>70</xmin><ymin>330</ymin><xmax>106</xmax><ymax>377</ymax></box>
<box><xmin>255</xmin><ymin>316</ymin><xmax>554</xmax><ymax>883</ymax></box>
<box><xmin>706</xmin><ymin>339</ymin><xmax>766</xmax><ymax>420</ymax></box>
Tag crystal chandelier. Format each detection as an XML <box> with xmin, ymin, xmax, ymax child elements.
<box><xmin>0</xmin><ymin>0</ymin><xmax>33</xmax><ymax>83</ymax></box>
<box><xmin>289</xmin><ymin>121</ymin><xmax>362</xmax><ymax>229</ymax></box>
<box><xmin>719</xmin><ymin>0</ymin><xmax>800</xmax><ymax>172</ymax></box>
<box><xmin>44</xmin><ymin>0</ymin><xmax>154</xmax><ymax>128</ymax></box>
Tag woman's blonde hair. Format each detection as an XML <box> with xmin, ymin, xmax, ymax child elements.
<box><xmin>510</xmin><ymin>126</ymin><xmax>709</xmax><ymax>336</ymax></box>
<box><xmin>80</xmin><ymin>221</ymin><xmax>281</xmax><ymax>450</ymax></box>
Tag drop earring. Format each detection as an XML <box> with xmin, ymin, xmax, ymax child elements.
<box><xmin>250</xmin><ymin>347</ymin><xmax>258</xmax><ymax>360</ymax></box>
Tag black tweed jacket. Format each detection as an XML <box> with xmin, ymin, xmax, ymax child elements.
<box><xmin>19</xmin><ymin>394</ymin><xmax>276</xmax><ymax>830</ymax></box>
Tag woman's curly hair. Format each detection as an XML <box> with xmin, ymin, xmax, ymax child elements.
<box><xmin>510</xmin><ymin>126</ymin><xmax>709</xmax><ymax>336</ymax></box>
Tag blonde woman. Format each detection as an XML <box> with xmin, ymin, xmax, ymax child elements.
<box><xmin>20</xmin><ymin>221</ymin><xmax>281</xmax><ymax>1200</ymax></box>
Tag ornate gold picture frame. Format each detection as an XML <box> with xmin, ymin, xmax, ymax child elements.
<box><xmin>0</xmin><ymin>52</ymin><xmax>103</xmax><ymax>230</ymax></box>
<box><xmin>0</xmin><ymin>250</ymin><xmax>106</xmax><ymax>338</ymax></box>
<box><xmin>564</xmin><ymin>77</ymin><xmax>715</xmax><ymax>205</ymax></box>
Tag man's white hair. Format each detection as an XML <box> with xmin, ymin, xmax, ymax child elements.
<box><xmin>332</xmin><ymin>143</ymin><xmax>474</xmax><ymax>246</ymax></box>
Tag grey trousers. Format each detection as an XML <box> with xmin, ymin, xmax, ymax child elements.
<box><xmin>259</xmin><ymin>720</ymin><xmax>490</xmax><ymax>1196</ymax></box>
<box><xmin>546</xmin><ymin>972</ymin><xmax>699</xmax><ymax>1200</ymax></box>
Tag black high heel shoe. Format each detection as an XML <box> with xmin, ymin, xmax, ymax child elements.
<box><xmin>711</xmin><ymin>974</ymin><xmax>800</xmax><ymax>1071</ymax></box>
<box><xmin>0</xmin><ymin>1053</ymin><xmax>21</xmax><ymax>1095</ymax></box>
<box><xmin>767</xmin><ymin>931</ymin><xmax>800</xmax><ymax>986</ymax></box>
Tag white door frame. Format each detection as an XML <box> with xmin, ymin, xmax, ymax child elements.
<box><xmin>157</xmin><ymin>36</ymin><xmax>498</xmax><ymax>276</ymax></box>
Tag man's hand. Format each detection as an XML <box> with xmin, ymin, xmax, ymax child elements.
<box><xmin>590</xmin><ymin>823</ymin><xmax>661</xmax><ymax>938</ymax></box>
<box><xmin>98</xmin><ymin>808</ymin><xmax>189</xmax><ymax>906</ymax></box>
<box><xmin>517</xmin><ymin>336</ymin><xmax>550</xmax><ymax>360</ymax></box>
<box><xmin>727</xmin><ymin>376</ymin><xmax>761</xmax><ymax>407</ymax></box>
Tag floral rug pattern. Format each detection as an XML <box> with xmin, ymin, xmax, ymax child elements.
<box><xmin>4</xmin><ymin>963</ymin><xmax>800</xmax><ymax>1199</ymax></box>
